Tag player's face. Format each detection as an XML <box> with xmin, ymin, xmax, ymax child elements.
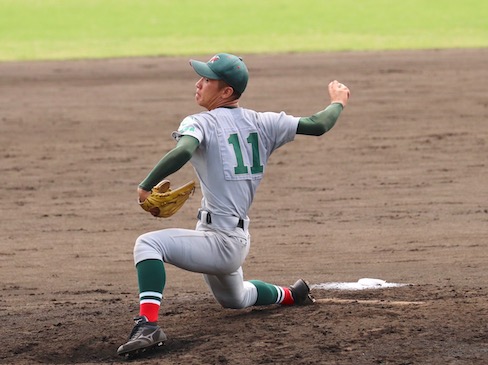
<box><xmin>194</xmin><ymin>77</ymin><xmax>226</xmax><ymax>110</ymax></box>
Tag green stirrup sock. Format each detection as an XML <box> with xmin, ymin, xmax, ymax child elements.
<box><xmin>249</xmin><ymin>280</ymin><xmax>279</xmax><ymax>305</ymax></box>
<box><xmin>136</xmin><ymin>259</ymin><xmax>166</xmax><ymax>322</ymax></box>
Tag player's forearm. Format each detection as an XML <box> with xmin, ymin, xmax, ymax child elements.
<box><xmin>297</xmin><ymin>103</ymin><xmax>343</xmax><ymax>136</ymax></box>
<box><xmin>139</xmin><ymin>135</ymin><xmax>200</xmax><ymax>191</ymax></box>
<box><xmin>139</xmin><ymin>146</ymin><xmax>192</xmax><ymax>191</ymax></box>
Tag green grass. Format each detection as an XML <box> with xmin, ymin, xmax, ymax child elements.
<box><xmin>0</xmin><ymin>0</ymin><xmax>487</xmax><ymax>61</ymax></box>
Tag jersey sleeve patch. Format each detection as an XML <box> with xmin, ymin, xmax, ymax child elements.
<box><xmin>172</xmin><ymin>116</ymin><xmax>204</xmax><ymax>143</ymax></box>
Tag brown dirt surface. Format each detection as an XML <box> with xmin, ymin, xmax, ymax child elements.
<box><xmin>1</xmin><ymin>49</ymin><xmax>487</xmax><ymax>365</ymax></box>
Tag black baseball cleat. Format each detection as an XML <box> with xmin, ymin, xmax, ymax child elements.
<box><xmin>117</xmin><ymin>315</ymin><xmax>167</xmax><ymax>358</ymax></box>
<box><xmin>290</xmin><ymin>279</ymin><xmax>316</xmax><ymax>305</ymax></box>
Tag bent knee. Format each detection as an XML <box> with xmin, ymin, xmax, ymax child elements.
<box><xmin>213</xmin><ymin>281</ymin><xmax>257</xmax><ymax>309</ymax></box>
<box><xmin>218</xmin><ymin>298</ymin><xmax>248</xmax><ymax>310</ymax></box>
<box><xmin>133</xmin><ymin>233</ymin><xmax>151</xmax><ymax>256</ymax></box>
<box><xmin>133</xmin><ymin>232</ymin><xmax>162</xmax><ymax>264</ymax></box>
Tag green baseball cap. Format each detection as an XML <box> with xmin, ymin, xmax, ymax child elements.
<box><xmin>190</xmin><ymin>53</ymin><xmax>249</xmax><ymax>95</ymax></box>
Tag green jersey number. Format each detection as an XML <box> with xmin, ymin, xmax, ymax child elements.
<box><xmin>228</xmin><ymin>132</ymin><xmax>264</xmax><ymax>175</ymax></box>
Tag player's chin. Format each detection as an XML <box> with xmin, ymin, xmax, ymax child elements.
<box><xmin>195</xmin><ymin>97</ymin><xmax>206</xmax><ymax>108</ymax></box>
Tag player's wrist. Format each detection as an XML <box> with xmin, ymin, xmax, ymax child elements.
<box><xmin>330</xmin><ymin>101</ymin><xmax>345</xmax><ymax>108</ymax></box>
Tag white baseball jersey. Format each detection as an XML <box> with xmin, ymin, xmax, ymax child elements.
<box><xmin>172</xmin><ymin>107</ymin><xmax>299</xmax><ymax>219</ymax></box>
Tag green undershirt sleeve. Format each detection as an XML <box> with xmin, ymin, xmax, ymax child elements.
<box><xmin>297</xmin><ymin>102</ymin><xmax>344</xmax><ymax>136</ymax></box>
<box><xmin>138</xmin><ymin>135</ymin><xmax>200</xmax><ymax>191</ymax></box>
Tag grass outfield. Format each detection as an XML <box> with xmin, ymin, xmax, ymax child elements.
<box><xmin>0</xmin><ymin>0</ymin><xmax>487</xmax><ymax>61</ymax></box>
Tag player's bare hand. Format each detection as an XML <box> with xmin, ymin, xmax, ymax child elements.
<box><xmin>137</xmin><ymin>187</ymin><xmax>151</xmax><ymax>203</ymax></box>
<box><xmin>328</xmin><ymin>80</ymin><xmax>350</xmax><ymax>107</ymax></box>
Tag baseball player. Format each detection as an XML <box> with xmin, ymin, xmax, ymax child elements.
<box><xmin>117</xmin><ymin>53</ymin><xmax>350</xmax><ymax>357</ymax></box>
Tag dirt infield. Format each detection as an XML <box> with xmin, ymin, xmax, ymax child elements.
<box><xmin>1</xmin><ymin>49</ymin><xmax>487</xmax><ymax>364</ymax></box>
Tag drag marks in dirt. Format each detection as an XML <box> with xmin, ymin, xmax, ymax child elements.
<box><xmin>314</xmin><ymin>298</ymin><xmax>426</xmax><ymax>306</ymax></box>
<box><xmin>312</xmin><ymin>278</ymin><xmax>409</xmax><ymax>291</ymax></box>
<box><xmin>311</xmin><ymin>279</ymin><xmax>425</xmax><ymax>306</ymax></box>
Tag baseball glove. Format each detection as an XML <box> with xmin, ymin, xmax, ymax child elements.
<box><xmin>139</xmin><ymin>180</ymin><xmax>195</xmax><ymax>218</ymax></box>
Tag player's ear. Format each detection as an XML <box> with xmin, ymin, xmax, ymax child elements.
<box><xmin>222</xmin><ymin>85</ymin><xmax>234</xmax><ymax>99</ymax></box>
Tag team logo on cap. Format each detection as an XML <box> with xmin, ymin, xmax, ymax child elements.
<box><xmin>209</xmin><ymin>55</ymin><xmax>220</xmax><ymax>63</ymax></box>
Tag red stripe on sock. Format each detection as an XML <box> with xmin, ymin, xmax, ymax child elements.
<box><xmin>280</xmin><ymin>287</ymin><xmax>295</xmax><ymax>305</ymax></box>
<box><xmin>140</xmin><ymin>303</ymin><xmax>160</xmax><ymax>322</ymax></box>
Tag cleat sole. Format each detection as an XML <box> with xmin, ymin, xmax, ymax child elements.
<box><xmin>120</xmin><ymin>341</ymin><xmax>165</xmax><ymax>358</ymax></box>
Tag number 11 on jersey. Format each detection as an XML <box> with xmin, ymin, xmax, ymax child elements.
<box><xmin>228</xmin><ymin>132</ymin><xmax>264</xmax><ymax>175</ymax></box>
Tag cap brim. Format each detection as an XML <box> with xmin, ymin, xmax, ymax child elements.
<box><xmin>189</xmin><ymin>60</ymin><xmax>220</xmax><ymax>80</ymax></box>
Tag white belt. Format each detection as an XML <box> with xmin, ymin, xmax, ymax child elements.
<box><xmin>197</xmin><ymin>210</ymin><xmax>249</xmax><ymax>231</ymax></box>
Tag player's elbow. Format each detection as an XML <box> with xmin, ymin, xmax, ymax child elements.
<box><xmin>314</xmin><ymin>125</ymin><xmax>327</xmax><ymax>136</ymax></box>
<box><xmin>305</xmin><ymin>124</ymin><xmax>327</xmax><ymax>136</ymax></box>
<box><xmin>297</xmin><ymin>118</ymin><xmax>327</xmax><ymax>136</ymax></box>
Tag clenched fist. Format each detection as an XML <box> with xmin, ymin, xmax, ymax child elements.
<box><xmin>328</xmin><ymin>80</ymin><xmax>350</xmax><ymax>107</ymax></box>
